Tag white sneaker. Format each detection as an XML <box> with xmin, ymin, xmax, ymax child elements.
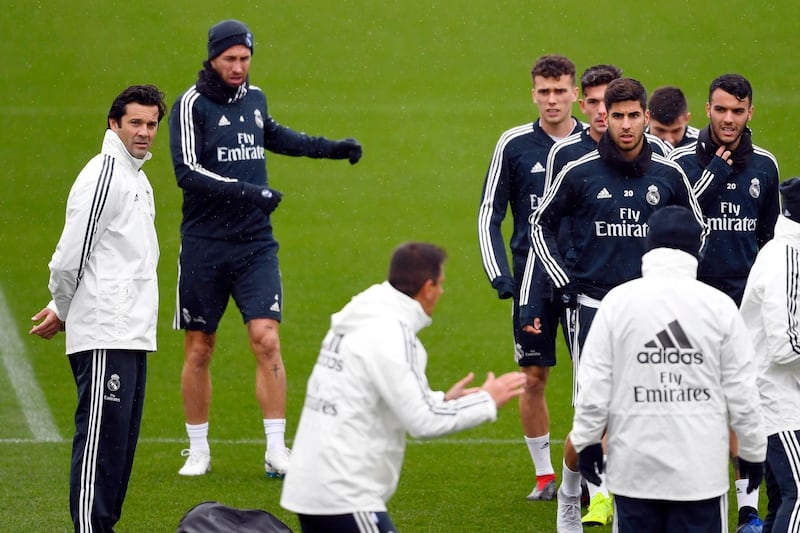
<box><xmin>265</xmin><ymin>447</ymin><xmax>291</xmax><ymax>478</ymax></box>
<box><xmin>557</xmin><ymin>487</ymin><xmax>583</xmax><ymax>533</ymax></box>
<box><xmin>178</xmin><ymin>449</ymin><xmax>210</xmax><ymax>476</ymax></box>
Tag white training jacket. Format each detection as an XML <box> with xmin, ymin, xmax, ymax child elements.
<box><xmin>740</xmin><ymin>215</ymin><xmax>800</xmax><ymax>436</ymax></box>
<box><xmin>47</xmin><ymin>129</ymin><xmax>159</xmax><ymax>355</ymax></box>
<box><xmin>571</xmin><ymin>248</ymin><xmax>766</xmax><ymax>501</ymax></box>
<box><xmin>281</xmin><ymin>281</ymin><xmax>497</xmax><ymax>515</ymax></box>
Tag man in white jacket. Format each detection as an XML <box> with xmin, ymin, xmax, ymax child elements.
<box><xmin>570</xmin><ymin>206</ymin><xmax>766</xmax><ymax>533</ymax></box>
<box><xmin>740</xmin><ymin>177</ymin><xmax>800</xmax><ymax>533</ymax></box>
<box><xmin>30</xmin><ymin>85</ymin><xmax>166</xmax><ymax>533</ymax></box>
<box><xmin>281</xmin><ymin>242</ymin><xmax>526</xmax><ymax>533</ymax></box>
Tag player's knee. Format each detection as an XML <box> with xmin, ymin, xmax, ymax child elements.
<box><xmin>184</xmin><ymin>335</ymin><xmax>214</xmax><ymax>367</ymax></box>
<box><xmin>521</xmin><ymin>367</ymin><xmax>548</xmax><ymax>394</ymax></box>
<box><xmin>251</xmin><ymin>329</ymin><xmax>281</xmax><ymax>361</ymax></box>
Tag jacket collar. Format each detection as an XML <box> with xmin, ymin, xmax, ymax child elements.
<box><xmin>102</xmin><ymin>129</ymin><xmax>150</xmax><ymax>171</ymax></box>
<box><xmin>598</xmin><ymin>131</ymin><xmax>652</xmax><ymax>177</ymax></box>
<box><xmin>695</xmin><ymin>125</ymin><xmax>753</xmax><ymax>172</ymax></box>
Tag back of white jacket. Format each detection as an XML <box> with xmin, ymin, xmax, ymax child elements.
<box><xmin>571</xmin><ymin>248</ymin><xmax>766</xmax><ymax>500</ymax></box>
<box><xmin>281</xmin><ymin>281</ymin><xmax>497</xmax><ymax>514</ymax></box>
<box><xmin>47</xmin><ymin>130</ymin><xmax>159</xmax><ymax>354</ymax></box>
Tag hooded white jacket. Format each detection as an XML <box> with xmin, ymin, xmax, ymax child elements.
<box><xmin>47</xmin><ymin>129</ymin><xmax>159</xmax><ymax>354</ymax></box>
<box><xmin>571</xmin><ymin>248</ymin><xmax>766</xmax><ymax>500</ymax></box>
<box><xmin>281</xmin><ymin>281</ymin><xmax>497</xmax><ymax>514</ymax></box>
<box><xmin>740</xmin><ymin>215</ymin><xmax>800</xmax><ymax>435</ymax></box>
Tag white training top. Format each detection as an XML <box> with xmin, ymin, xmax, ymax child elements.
<box><xmin>47</xmin><ymin>129</ymin><xmax>159</xmax><ymax>354</ymax></box>
<box><xmin>571</xmin><ymin>248</ymin><xmax>766</xmax><ymax>501</ymax></box>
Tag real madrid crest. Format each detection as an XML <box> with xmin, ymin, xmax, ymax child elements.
<box><xmin>107</xmin><ymin>373</ymin><xmax>121</xmax><ymax>392</ymax></box>
<box><xmin>254</xmin><ymin>109</ymin><xmax>264</xmax><ymax>129</ymax></box>
<box><xmin>749</xmin><ymin>177</ymin><xmax>761</xmax><ymax>199</ymax></box>
<box><xmin>646</xmin><ymin>184</ymin><xmax>660</xmax><ymax>206</ymax></box>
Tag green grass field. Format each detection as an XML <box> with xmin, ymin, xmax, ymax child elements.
<box><xmin>1</xmin><ymin>1</ymin><xmax>796</xmax><ymax>531</ymax></box>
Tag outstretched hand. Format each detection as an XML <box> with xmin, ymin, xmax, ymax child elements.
<box><xmin>29</xmin><ymin>307</ymin><xmax>64</xmax><ymax>339</ymax></box>
<box><xmin>331</xmin><ymin>138</ymin><xmax>362</xmax><ymax>164</ymax></box>
<box><xmin>480</xmin><ymin>371</ymin><xmax>526</xmax><ymax>408</ymax></box>
<box><xmin>444</xmin><ymin>372</ymin><xmax>481</xmax><ymax>400</ymax></box>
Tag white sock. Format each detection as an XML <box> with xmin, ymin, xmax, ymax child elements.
<box><xmin>736</xmin><ymin>478</ymin><xmax>759</xmax><ymax>510</ymax></box>
<box><xmin>586</xmin><ymin>454</ymin><xmax>609</xmax><ymax>498</ymax></box>
<box><xmin>562</xmin><ymin>459</ymin><xmax>582</xmax><ymax>497</ymax></box>
<box><xmin>186</xmin><ymin>422</ymin><xmax>210</xmax><ymax>455</ymax></box>
<box><xmin>525</xmin><ymin>434</ymin><xmax>555</xmax><ymax>477</ymax></box>
<box><xmin>264</xmin><ymin>418</ymin><xmax>286</xmax><ymax>453</ymax></box>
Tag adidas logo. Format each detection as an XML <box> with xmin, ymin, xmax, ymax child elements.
<box><xmin>270</xmin><ymin>301</ymin><xmax>281</xmax><ymax>312</ymax></box>
<box><xmin>530</xmin><ymin>162</ymin><xmax>545</xmax><ymax>173</ymax></box>
<box><xmin>638</xmin><ymin>320</ymin><xmax>703</xmax><ymax>365</ymax></box>
<box><xmin>596</xmin><ymin>188</ymin><xmax>612</xmax><ymax>199</ymax></box>
<box><xmin>645</xmin><ymin>320</ymin><xmax>691</xmax><ymax>349</ymax></box>
<box><xmin>218</xmin><ymin>115</ymin><xmax>230</xmax><ymax>126</ymax></box>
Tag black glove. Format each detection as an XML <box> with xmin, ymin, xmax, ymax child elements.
<box><xmin>552</xmin><ymin>280</ymin><xmax>578</xmax><ymax>309</ymax></box>
<box><xmin>578</xmin><ymin>443</ymin><xmax>604</xmax><ymax>487</ymax></box>
<box><xmin>706</xmin><ymin>154</ymin><xmax>734</xmax><ymax>181</ymax></box>
<box><xmin>330</xmin><ymin>138</ymin><xmax>362</xmax><ymax>164</ymax></box>
<box><xmin>491</xmin><ymin>276</ymin><xmax>515</xmax><ymax>300</ymax></box>
<box><xmin>737</xmin><ymin>457</ymin><xmax>765</xmax><ymax>494</ymax></box>
<box><xmin>241</xmin><ymin>183</ymin><xmax>283</xmax><ymax>215</ymax></box>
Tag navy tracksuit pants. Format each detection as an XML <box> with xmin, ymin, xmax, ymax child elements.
<box><xmin>69</xmin><ymin>349</ymin><xmax>146</xmax><ymax>533</ymax></box>
<box><xmin>764</xmin><ymin>430</ymin><xmax>800</xmax><ymax>533</ymax></box>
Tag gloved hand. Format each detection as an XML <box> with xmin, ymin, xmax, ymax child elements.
<box><xmin>491</xmin><ymin>276</ymin><xmax>515</xmax><ymax>300</ymax></box>
<box><xmin>706</xmin><ymin>152</ymin><xmax>734</xmax><ymax>181</ymax></box>
<box><xmin>552</xmin><ymin>280</ymin><xmax>578</xmax><ymax>309</ymax></box>
<box><xmin>518</xmin><ymin>304</ymin><xmax>535</xmax><ymax>330</ymax></box>
<box><xmin>738</xmin><ymin>458</ymin><xmax>765</xmax><ymax>494</ymax></box>
<box><xmin>578</xmin><ymin>443</ymin><xmax>604</xmax><ymax>487</ymax></box>
<box><xmin>241</xmin><ymin>183</ymin><xmax>283</xmax><ymax>215</ymax></box>
<box><xmin>330</xmin><ymin>138</ymin><xmax>362</xmax><ymax>164</ymax></box>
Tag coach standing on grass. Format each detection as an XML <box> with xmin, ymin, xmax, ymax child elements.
<box><xmin>572</xmin><ymin>206</ymin><xmax>766</xmax><ymax>533</ymax></box>
<box><xmin>281</xmin><ymin>242</ymin><xmax>526</xmax><ymax>533</ymax></box>
<box><xmin>169</xmin><ymin>19</ymin><xmax>363</xmax><ymax>479</ymax></box>
<box><xmin>30</xmin><ymin>85</ymin><xmax>166</xmax><ymax>533</ymax></box>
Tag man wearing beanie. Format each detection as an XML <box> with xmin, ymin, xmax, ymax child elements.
<box><xmin>740</xmin><ymin>177</ymin><xmax>800</xmax><ymax>533</ymax></box>
<box><xmin>571</xmin><ymin>205</ymin><xmax>766</xmax><ymax>533</ymax></box>
<box><xmin>668</xmin><ymin>74</ymin><xmax>779</xmax><ymax>531</ymax></box>
<box><xmin>169</xmin><ymin>19</ymin><xmax>363</xmax><ymax>478</ymax></box>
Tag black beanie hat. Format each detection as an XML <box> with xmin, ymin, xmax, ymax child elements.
<box><xmin>208</xmin><ymin>19</ymin><xmax>253</xmax><ymax>60</ymax></box>
<box><xmin>645</xmin><ymin>206</ymin><xmax>703</xmax><ymax>259</ymax></box>
<box><xmin>780</xmin><ymin>177</ymin><xmax>800</xmax><ymax>222</ymax></box>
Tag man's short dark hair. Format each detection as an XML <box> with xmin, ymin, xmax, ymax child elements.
<box><xmin>580</xmin><ymin>64</ymin><xmax>622</xmax><ymax>93</ymax></box>
<box><xmin>388</xmin><ymin>242</ymin><xmax>447</xmax><ymax>298</ymax></box>
<box><xmin>708</xmin><ymin>73</ymin><xmax>753</xmax><ymax>104</ymax></box>
<box><xmin>107</xmin><ymin>84</ymin><xmax>167</xmax><ymax>127</ymax></box>
<box><xmin>604</xmin><ymin>78</ymin><xmax>647</xmax><ymax>112</ymax></box>
<box><xmin>648</xmin><ymin>86</ymin><xmax>688</xmax><ymax>124</ymax></box>
<box><xmin>531</xmin><ymin>55</ymin><xmax>576</xmax><ymax>84</ymax></box>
